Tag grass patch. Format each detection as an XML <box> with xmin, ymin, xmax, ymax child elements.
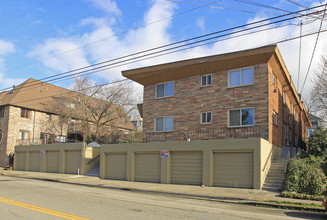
<box><xmin>262</xmin><ymin>200</ymin><xmax>324</xmax><ymax>209</ymax></box>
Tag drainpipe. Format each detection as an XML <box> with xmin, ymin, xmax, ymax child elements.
<box><xmin>32</xmin><ymin>110</ymin><xmax>36</xmax><ymax>143</ymax></box>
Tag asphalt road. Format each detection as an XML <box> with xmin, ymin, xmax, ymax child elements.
<box><xmin>0</xmin><ymin>175</ymin><xmax>325</xmax><ymax>220</ymax></box>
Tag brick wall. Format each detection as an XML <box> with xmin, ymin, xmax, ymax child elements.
<box><xmin>0</xmin><ymin>106</ymin><xmax>68</xmax><ymax>167</ymax></box>
<box><xmin>143</xmin><ymin>63</ymin><xmax>269</xmax><ymax>139</ymax></box>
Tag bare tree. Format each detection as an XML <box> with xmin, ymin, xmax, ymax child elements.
<box><xmin>312</xmin><ymin>56</ymin><xmax>327</xmax><ymax>118</ymax></box>
<box><xmin>68</xmin><ymin>77</ymin><xmax>137</xmax><ymax>142</ymax></box>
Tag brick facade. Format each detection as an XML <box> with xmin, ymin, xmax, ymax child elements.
<box><xmin>143</xmin><ymin>64</ymin><xmax>269</xmax><ymax>139</ymax></box>
<box><xmin>0</xmin><ymin>105</ymin><xmax>68</xmax><ymax>167</ymax></box>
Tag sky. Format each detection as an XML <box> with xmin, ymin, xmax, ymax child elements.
<box><xmin>0</xmin><ymin>0</ymin><xmax>326</xmax><ymax>105</ymax></box>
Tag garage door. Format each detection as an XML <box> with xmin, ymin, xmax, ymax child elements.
<box><xmin>65</xmin><ymin>150</ymin><xmax>81</xmax><ymax>174</ymax></box>
<box><xmin>105</xmin><ymin>153</ymin><xmax>127</xmax><ymax>180</ymax></box>
<box><xmin>46</xmin><ymin>150</ymin><xmax>59</xmax><ymax>173</ymax></box>
<box><xmin>171</xmin><ymin>151</ymin><xmax>203</xmax><ymax>185</ymax></box>
<box><xmin>214</xmin><ymin>152</ymin><xmax>253</xmax><ymax>188</ymax></box>
<box><xmin>29</xmin><ymin>151</ymin><xmax>40</xmax><ymax>172</ymax></box>
<box><xmin>135</xmin><ymin>153</ymin><xmax>160</xmax><ymax>183</ymax></box>
<box><xmin>15</xmin><ymin>152</ymin><xmax>26</xmax><ymax>171</ymax></box>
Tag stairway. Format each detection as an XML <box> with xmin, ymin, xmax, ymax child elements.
<box><xmin>85</xmin><ymin>165</ymin><xmax>100</xmax><ymax>177</ymax></box>
<box><xmin>262</xmin><ymin>158</ymin><xmax>288</xmax><ymax>191</ymax></box>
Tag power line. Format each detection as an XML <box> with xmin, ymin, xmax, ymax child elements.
<box><xmin>3</xmin><ymin>0</ymin><xmax>218</xmax><ymax>75</ymax></box>
<box><xmin>6</xmin><ymin>24</ymin><xmax>327</xmax><ymax>108</ymax></box>
<box><xmin>286</xmin><ymin>0</ymin><xmax>308</xmax><ymax>9</ymax></box>
<box><xmin>1</xmin><ymin>5</ymin><xmax>325</xmax><ymax>93</ymax></box>
<box><xmin>300</xmin><ymin>3</ymin><xmax>327</xmax><ymax>94</ymax></box>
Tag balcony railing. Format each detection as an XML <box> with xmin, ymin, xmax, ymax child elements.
<box><xmin>142</xmin><ymin>126</ymin><xmax>267</xmax><ymax>143</ymax></box>
<box><xmin>16</xmin><ymin>126</ymin><xmax>268</xmax><ymax>146</ymax></box>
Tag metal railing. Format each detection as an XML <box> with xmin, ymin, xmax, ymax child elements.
<box><xmin>16</xmin><ymin>126</ymin><xmax>268</xmax><ymax>146</ymax></box>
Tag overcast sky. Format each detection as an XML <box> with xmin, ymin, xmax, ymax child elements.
<box><xmin>0</xmin><ymin>0</ymin><xmax>326</xmax><ymax>103</ymax></box>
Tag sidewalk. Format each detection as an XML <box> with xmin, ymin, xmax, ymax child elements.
<box><xmin>1</xmin><ymin>168</ymin><xmax>325</xmax><ymax>212</ymax></box>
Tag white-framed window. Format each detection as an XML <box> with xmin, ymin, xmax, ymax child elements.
<box><xmin>201</xmin><ymin>112</ymin><xmax>212</xmax><ymax>124</ymax></box>
<box><xmin>228</xmin><ymin>107</ymin><xmax>254</xmax><ymax>127</ymax></box>
<box><xmin>156</xmin><ymin>81</ymin><xmax>174</xmax><ymax>98</ymax></box>
<box><xmin>201</xmin><ymin>74</ymin><xmax>212</xmax><ymax>86</ymax></box>
<box><xmin>273</xmin><ymin>111</ymin><xmax>278</xmax><ymax>126</ymax></box>
<box><xmin>272</xmin><ymin>73</ymin><xmax>277</xmax><ymax>87</ymax></box>
<box><xmin>228</xmin><ymin>67</ymin><xmax>254</xmax><ymax>87</ymax></box>
<box><xmin>155</xmin><ymin>116</ymin><xmax>174</xmax><ymax>132</ymax></box>
<box><xmin>19</xmin><ymin>130</ymin><xmax>29</xmax><ymax>140</ymax></box>
<box><xmin>66</xmin><ymin>102</ymin><xmax>76</xmax><ymax>109</ymax></box>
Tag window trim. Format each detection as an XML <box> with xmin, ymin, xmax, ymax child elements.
<box><xmin>272</xmin><ymin>73</ymin><xmax>277</xmax><ymax>87</ymax></box>
<box><xmin>273</xmin><ymin>111</ymin><xmax>278</xmax><ymax>126</ymax></box>
<box><xmin>154</xmin><ymin>116</ymin><xmax>174</xmax><ymax>132</ymax></box>
<box><xmin>200</xmin><ymin>111</ymin><xmax>212</xmax><ymax>124</ymax></box>
<box><xmin>155</xmin><ymin>81</ymin><xmax>174</xmax><ymax>99</ymax></box>
<box><xmin>201</xmin><ymin>74</ymin><xmax>212</xmax><ymax>87</ymax></box>
<box><xmin>228</xmin><ymin>107</ymin><xmax>255</xmax><ymax>128</ymax></box>
<box><xmin>228</xmin><ymin>66</ymin><xmax>254</xmax><ymax>88</ymax></box>
<box><xmin>19</xmin><ymin>130</ymin><xmax>30</xmax><ymax>140</ymax></box>
<box><xmin>21</xmin><ymin>108</ymin><xmax>30</xmax><ymax>118</ymax></box>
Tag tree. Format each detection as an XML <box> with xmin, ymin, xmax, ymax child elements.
<box><xmin>308</xmin><ymin>126</ymin><xmax>327</xmax><ymax>157</ymax></box>
<box><xmin>67</xmin><ymin>77</ymin><xmax>137</xmax><ymax>142</ymax></box>
<box><xmin>312</xmin><ymin>56</ymin><xmax>327</xmax><ymax>118</ymax></box>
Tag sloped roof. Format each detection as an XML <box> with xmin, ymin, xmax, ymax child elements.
<box><xmin>0</xmin><ymin>78</ymin><xmax>135</xmax><ymax>130</ymax></box>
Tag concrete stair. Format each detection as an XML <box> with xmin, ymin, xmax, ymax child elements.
<box><xmin>85</xmin><ymin>165</ymin><xmax>100</xmax><ymax>177</ymax></box>
<box><xmin>262</xmin><ymin>158</ymin><xmax>288</xmax><ymax>192</ymax></box>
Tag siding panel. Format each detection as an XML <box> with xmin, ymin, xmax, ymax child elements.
<box><xmin>105</xmin><ymin>153</ymin><xmax>127</xmax><ymax>180</ymax></box>
<box><xmin>171</xmin><ymin>151</ymin><xmax>203</xmax><ymax>185</ymax></box>
<box><xmin>46</xmin><ymin>150</ymin><xmax>59</xmax><ymax>173</ymax></box>
<box><xmin>65</xmin><ymin>150</ymin><xmax>81</xmax><ymax>174</ymax></box>
<box><xmin>29</xmin><ymin>151</ymin><xmax>40</xmax><ymax>172</ymax></box>
<box><xmin>214</xmin><ymin>152</ymin><xmax>253</xmax><ymax>188</ymax></box>
<box><xmin>16</xmin><ymin>152</ymin><xmax>26</xmax><ymax>171</ymax></box>
<box><xmin>135</xmin><ymin>153</ymin><xmax>160</xmax><ymax>183</ymax></box>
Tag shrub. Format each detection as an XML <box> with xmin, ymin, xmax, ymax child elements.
<box><xmin>284</xmin><ymin>156</ymin><xmax>327</xmax><ymax>196</ymax></box>
<box><xmin>308</xmin><ymin>126</ymin><xmax>327</xmax><ymax>157</ymax></box>
<box><xmin>281</xmin><ymin>191</ymin><xmax>325</xmax><ymax>201</ymax></box>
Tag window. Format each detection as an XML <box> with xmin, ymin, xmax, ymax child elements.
<box><xmin>272</xmin><ymin>73</ymin><xmax>277</xmax><ymax>87</ymax></box>
<box><xmin>201</xmin><ymin>112</ymin><xmax>212</xmax><ymax>124</ymax></box>
<box><xmin>201</xmin><ymin>74</ymin><xmax>212</xmax><ymax>86</ymax></box>
<box><xmin>229</xmin><ymin>67</ymin><xmax>254</xmax><ymax>87</ymax></box>
<box><xmin>156</xmin><ymin>81</ymin><xmax>174</xmax><ymax>98</ymax></box>
<box><xmin>228</xmin><ymin>108</ymin><xmax>254</xmax><ymax>127</ymax></box>
<box><xmin>19</xmin><ymin>130</ymin><xmax>29</xmax><ymax>140</ymax></box>
<box><xmin>273</xmin><ymin>111</ymin><xmax>278</xmax><ymax>126</ymax></box>
<box><xmin>155</xmin><ymin>116</ymin><xmax>173</xmax><ymax>132</ymax></box>
<box><xmin>66</xmin><ymin>102</ymin><xmax>76</xmax><ymax>109</ymax></box>
<box><xmin>21</xmin><ymin>108</ymin><xmax>30</xmax><ymax>118</ymax></box>
<box><xmin>0</xmin><ymin>106</ymin><xmax>4</xmax><ymax>117</ymax></box>
<box><xmin>46</xmin><ymin>114</ymin><xmax>51</xmax><ymax>121</ymax></box>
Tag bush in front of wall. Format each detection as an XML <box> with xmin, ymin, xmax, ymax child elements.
<box><xmin>284</xmin><ymin>156</ymin><xmax>327</xmax><ymax>197</ymax></box>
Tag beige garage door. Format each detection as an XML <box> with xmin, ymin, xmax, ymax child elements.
<box><xmin>65</xmin><ymin>150</ymin><xmax>81</xmax><ymax>174</ymax></box>
<box><xmin>29</xmin><ymin>151</ymin><xmax>40</xmax><ymax>172</ymax></box>
<box><xmin>135</xmin><ymin>153</ymin><xmax>160</xmax><ymax>183</ymax></box>
<box><xmin>105</xmin><ymin>153</ymin><xmax>127</xmax><ymax>180</ymax></box>
<box><xmin>15</xmin><ymin>152</ymin><xmax>26</xmax><ymax>171</ymax></box>
<box><xmin>46</xmin><ymin>150</ymin><xmax>59</xmax><ymax>173</ymax></box>
<box><xmin>171</xmin><ymin>151</ymin><xmax>203</xmax><ymax>185</ymax></box>
<box><xmin>214</xmin><ymin>152</ymin><xmax>253</xmax><ymax>188</ymax></box>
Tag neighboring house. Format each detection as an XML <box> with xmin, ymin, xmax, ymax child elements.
<box><xmin>122</xmin><ymin>45</ymin><xmax>311</xmax><ymax>149</ymax></box>
<box><xmin>0</xmin><ymin>78</ymin><xmax>134</xmax><ymax>167</ymax></box>
<box><xmin>308</xmin><ymin>113</ymin><xmax>324</xmax><ymax>137</ymax></box>
<box><xmin>130</xmin><ymin>116</ymin><xmax>143</xmax><ymax>131</ymax></box>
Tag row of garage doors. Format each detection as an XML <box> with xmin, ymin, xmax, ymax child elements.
<box><xmin>104</xmin><ymin>151</ymin><xmax>254</xmax><ymax>188</ymax></box>
<box><xmin>15</xmin><ymin>150</ymin><xmax>81</xmax><ymax>174</ymax></box>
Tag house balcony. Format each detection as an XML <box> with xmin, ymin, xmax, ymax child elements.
<box><xmin>16</xmin><ymin>136</ymin><xmax>70</xmax><ymax>146</ymax></box>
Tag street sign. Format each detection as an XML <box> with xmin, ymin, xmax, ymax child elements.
<box><xmin>160</xmin><ymin>150</ymin><xmax>169</xmax><ymax>158</ymax></box>
<box><xmin>40</xmin><ymin>150</ymin><xmax>45</xmax><ymax>156</ymax></box>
